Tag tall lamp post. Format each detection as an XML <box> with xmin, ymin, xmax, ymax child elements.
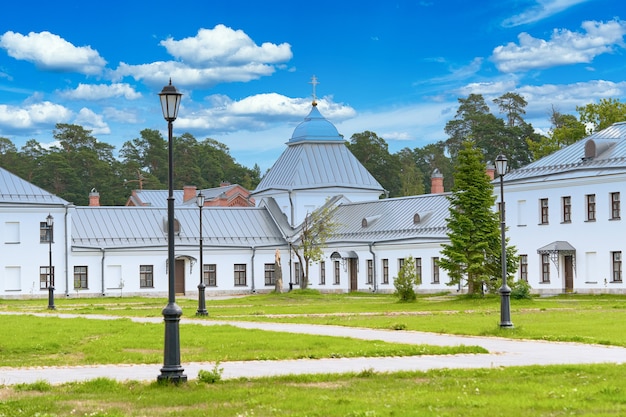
<box><xmin>495</xmin><ymin>153</ymin><xmax>513</xmax><ymax>328</ymax></box>
<box><xmin>196</xmin><ymin>191</ymin><xmax>208</xmax><ymax>316</ymax></box>
<box><xmin>157</xmin><ymin>79</ymin><xmax>187</xmax><ymax>382</ymax></box>
<box><xmin>46</xmin><ymin>214</ymin><xmax>55</xmax><ymax>310</ymax></box>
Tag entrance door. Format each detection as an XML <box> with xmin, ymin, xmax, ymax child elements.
<box><xmin>564</xmin><ymin>255</ymin><xmax>574</xmax><ymax>293</ymax></box>
<box><xmin>175</xmin><ymin>259</ymin><xmax>185</xmax><ymax>295</ymax></box>
<box><xmin>349</xmin><ymin>258</ymin><xmax>358</xmax><ymax>292</ymax></box>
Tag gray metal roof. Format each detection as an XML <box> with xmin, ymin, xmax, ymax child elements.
<box><xmin>72</xmin><ymin>206</ymin><xmax>286</xmax><ymax>250</ymax></box>
<box><xmin>0</xmin><ymin>166</ymin><xmax>69</xmax><ymax>206</ymax></box>
<box><xmin>329</xmin><ymin>193</ymin><xmax>451</xmax><ymax>244</ymax></box>
<box><xmin>254</xmin><ymin>142</ymin><xmax>385</xmax><ymax>193</ymax></box>
<box><xmin>505</xmin><ymin>122</ymin><xmax>626</xmax><ymax>183</ymax></box>
<box><xmin>254</xmin><ymin>104</ymin><xmax>385</xmax><ymax>195</ymax></box>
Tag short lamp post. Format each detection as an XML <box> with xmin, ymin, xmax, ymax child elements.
<box><xmin>495</xmin><ymin>153</ymin><xmax>513</xmax><ymax>328</ymax></box>
<box><xmin>157</xmin><ymin>79</ymin><xmax>187</xmax><ymax>383</ymax></box>
<box><xmin>196</xmin><ymin>191</ymin><xmax>208</xmax><ymax>316</ymax></box>
<box><xmin>46</xmin><ymin>214</ymin><xmax>55</xmax><ymax>310</ymax></box>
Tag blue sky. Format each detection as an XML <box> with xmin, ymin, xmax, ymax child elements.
<box><xmin>1</xmin><ymin>0</ymin><xmax>625</xmax><ymax>171</ymax></box>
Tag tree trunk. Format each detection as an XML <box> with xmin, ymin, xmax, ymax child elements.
<box><xmin>274</xmin><ymin>249</ymin><xmax>283</xmax><ymax>293</ymax></box>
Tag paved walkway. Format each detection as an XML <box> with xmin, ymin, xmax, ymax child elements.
<box><xmin>1</xmin><ymin>312</ymin><xmax>625</xmax><ymax>385</ymax></box>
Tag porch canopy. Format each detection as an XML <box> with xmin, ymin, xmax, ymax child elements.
<box><xmin>330</xmin><ymin>251</ymin><xmax>358</xmax><ymax>260</ymax></box>
<box><xmin>537</xmin><ymin>241</ymin><xmax>576</xmax><ymax>273</ymax></box>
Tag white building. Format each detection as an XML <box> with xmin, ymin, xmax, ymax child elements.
<box><xmin>504</xmin><ymin>122</ymin><xmax>626</xmax><ymax>294</ymax></box>
<box><xmin>1</xmin><ymin>104</ymin><xmax>625</xmax><ymax>299</ymax></box>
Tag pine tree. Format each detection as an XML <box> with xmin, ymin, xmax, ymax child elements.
<box><xmin>439</xmin><ymin>141</ymin><xmax>502</xmax><ymax>294</ymax></box>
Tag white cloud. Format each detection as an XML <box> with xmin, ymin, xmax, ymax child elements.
<box><xmin>492</xmin><ymin>19</ymin><xmax>626</xmax><ymax>73</ymax></box>
<box><xmin>176</xmin><ymin>93</ymin><xmax>356</xmax><ymax>134</ymax></box>
<box><xmin>113</xmin><ymin>25</ymin><xmax>292</xmax><ymax>88</ymax></box>
<box><xmin>502</xmin><ymin>0</ymin><xmax>589</xmax><ymax>27</ymax></box>
<box><xmin>0</xmin><ymin>101</ymin><xmax>72</xmax><ymax>130</ymax></box>
<box><xmin>160</xmin><ymin>25</ymin><xmax>292</xmax><ymax>67</ymax></box>
<box><xmin>60</xmin><ymin>83</ymin><xmax>142</xmax><ymax>100</ymax></box>
<box><xmin>0</xmin><ymin>31</ymin><xmax>106</xmax><ymax>75</ymax></box>
<box><xmin>73</xmin><ymin>108</ymin><xmax>110</xmax><ymax>134</ymax></box>
<box><xmin>114</xmin><ymin>60</ymin><xmax>278</xmax><ymax>88</ymax></box>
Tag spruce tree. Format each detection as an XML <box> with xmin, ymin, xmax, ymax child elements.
<box><xmin>439</xmin><ymin>141</ymin><xmax>502</xmax><ymax>294</ymax></box>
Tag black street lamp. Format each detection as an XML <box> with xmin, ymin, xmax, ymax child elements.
<box><xmin>495</xmin><ymin>153</ymin><xmax>513</xmax><ymax>328</ymax></box>
<box><xmin>46</xmin><ymin>214</ymin><xmax>55</xmax><ymax>310</ymax></box>
<box><xmin>196</xmin><ymin>191</ymin><xmax>208</xmax><ymax>316</ymax></box>
<box><xmin>157</xmin><ymin>79</ymin><xmax>187</xmax><ymax>383</ymax></box>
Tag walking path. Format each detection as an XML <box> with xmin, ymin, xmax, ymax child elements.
<box><xmin>1</xmin><ymin>312</ymin><xmax>625</xmax><ymax>385</ymax></box>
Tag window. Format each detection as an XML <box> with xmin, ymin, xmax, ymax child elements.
<box><xmin>333</xmin><ymin>260</ymin><xmax>340</xmax><ymax>284</ymax></box>
<box><xmin>4</xmin><ymin>222</ymin><xmax>19</xmax><ymax>243</ymax></box>
<box><xmin>40</xmin><ymin>221</ymin><xmax>53</xmax><ymax>243</ymax></box>
<box><xmin>612</xmin><ymin>251</ymin><xmax>622</xmax><ymax>283</ymax></box>
<box><xmin>202</xmin><ymin>264</ymin><xmax>217</xmax><ymax>287</ymax></box>
<box><xmin>74</xmin><ymin>266</ymin><xmax>88</xmax><ymax>289</ymax></box>
<box><xmin>562</xmin><ymin>196</ymin><xmax>571</xmax><ymax>223</ymax></box>
<box><xmin>205</xmin><ymin>264</ymin><xmax>217</xmax><ymax>287</ymax></box>
<box><xmin>540</xmin><ymin>199</ymin><xmax>549</xmax><ymax>224</ymax></box>
<box><xmin>586</xmin><ymin>194</ymin><xmax>596</xmax><ymax>221</ymax></box>
<box><xmin>541</xmin><ymin>254</ymin><xmax>550</xmax><ymax>283</ymax></box>
<box><xmin>415</xmin><ymin>258</ymin><xmax>422</xmax><ymax>284</ymax></box>
<box><xmin>264</xmin><ymin>263</ymin><xmax>275</xmax><ymax>286</ymax></box>
<box><xmin>398</xmin><ymin>258</ymin><xmax>405</xmax><ymax>272</ymax></box>
<box><xmin>611</xmin><ymin>192</ymin><xmax>621</xmax><ymax>220</ymax></box>
<box><xmin>140</xmin><ymin>265</ymin><xmax>153</xmax><ymax>288</ymax></box>
<box><xmin>382</xmin><ymin>259</ymin><xmax>389</xmax><ymax>284</ymax></box>
<box><xmin>234</xmin><ymin>264</ymin><xmax>247</xmax><ymax>286</ymax></box>
<box><xmin>432</xmin><ymin>257</ymin><xmax>440</xmax><ymax>284</ymax></box>
<box><xmin>319</xmin><ymin>261</ymin><xmax>326</xmax><ymax>285</ymax></box>
<box><xmin>294</xmin><ymin>262</ymin><xmax>301</xmax><ymax>285</ymax></box>
<box><xmin>366</xmin><ymin>260</ymin><xmax>373</xmax><ymax>285</ymax></box>
<box><xmin>39</xmin><ymin>266</ymin><xmax>54</xmax><ymax>289</ymax></box>
<box><xmin>519</xmin><ymin>255</ymin><xmax>528</xmax><ymax>281</ymax></box>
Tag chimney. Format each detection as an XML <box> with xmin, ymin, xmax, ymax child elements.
<box><xmin>220</xmin><ymin>181</ymin><xmax>231</xmax><ymax>187</ymax></box>
<box><xmin>89</xmin><ymin>188</ymin><xmax>100</xmax><ymax>206</ymax></box>
<box><xmin>486</xmin><ymin>163</ymin><xmax>495</xmax><ymax>180</ymax></box>
<box><xmin>431</xmin><ymin>169</ymin><xmax>444</xmax><ymax>194</ymax></box>
<box><xmin>183</xmin><ymin>185</ymin><xmax>197</xmax><ymax>202</ymax></box>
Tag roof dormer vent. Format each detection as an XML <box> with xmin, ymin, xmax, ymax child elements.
<box><xmin>584</xmin><ymin>139</ymin><xmax>615</xmax><ymax>160</ymax></box>
<box><xmin>362</xmin><ymin>215</ymin><xmax>381</xmax><ymax>228</ymax></box>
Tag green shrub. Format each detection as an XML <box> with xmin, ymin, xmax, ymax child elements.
<box><xmin>198</xmin><ymin>362</ymin><xmax>224</xmax><ymax>384</ymax></box>
<box><xmin>510</xmin><ymin>279</ymin><xmax>532</xmax><ymax>300</ymax></box>
<box><xmin>394</xmin><ymin>256</ymin><xmax>419</xmax><ymax>302</ymax></box>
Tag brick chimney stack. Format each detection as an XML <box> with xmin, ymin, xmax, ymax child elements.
<box><xmin>89</xmin><ymin>188</ymin><xmax>100</xmax><ymax>206</ymax></box>
<box><xmin>431</xmin><ymin>169</ymin><xmax>444</xmax><ymax>194</ymax></box>
<box><xmin>486</xmin><ymin>163</ymin><xmax>495</xmax><ymax>180</ymax></box>
<box><xmin>183</xmin><ymin>185</ymin><xmax>197</xmax><ymax>202</ymax></box>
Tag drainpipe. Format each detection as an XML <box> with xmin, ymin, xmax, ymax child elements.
<box><xmin>288</xmin><ymin>242</ymin><xmax>293</xmax><ymax>291</ymax></box>
<box><xmin>288</xmin><ymin>189</ymin><xmax>294</xmax><ymax>227</ymax></box>
<box><xmin>368</xmin><ymin>242</ymin><xmax>377</xmax><ymax>292</ymax></box>
<box><xmin>250</xmin><ymin>247</ymin><xmax>256</xmax><ymax>293</ymax></box>
<box><xmin>100</xmin><ymin>248</ymin><xmax>106</xmax><ymax>296</ymax></box>
<box><xmin>64</xmin><ymin>205</ymin><xmax>71</xmax><ymax>296</ymax></box>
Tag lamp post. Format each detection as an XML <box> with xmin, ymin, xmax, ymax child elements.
<box><xmin>157</xmin><ymin>79</ymin><xmax>187</xmax><ymax>382</ymax></box>
<box><xmin>196</xmin><ymin>191</ymin><xmax>208</xmax><ymax>316</ymax></box>
<box><xmin>495</xmin><ymin>153</ymin><xmax>513</xmax><ymax>328</ymax></box>
<box><xmin>46</xmin><ymin>214</ymin><xmax>55</xmax><ymax>310</ymax></box>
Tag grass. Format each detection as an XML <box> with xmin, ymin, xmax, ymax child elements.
<box><xmin>2</xmin><ymin>292</ymin><xmax>626</xmax><ymax>415</ymax></box>
<box><xmin>3</xmin><ymin>364</ymin><xmax>626</xmax><ymax>416</ymax></box>
<box><xmin>0</xmin><ymin>314</ymin><xmax>485</xmax><ymax>367</ymax></box>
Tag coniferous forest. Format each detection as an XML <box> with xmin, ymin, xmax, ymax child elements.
<box><xmin>0</xmin><ymin>93</ymin><xmax>624</xmax><ymax>206</ymax></box>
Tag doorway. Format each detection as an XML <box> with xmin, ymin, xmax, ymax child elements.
<box><xmin>564</xmin><ymin>255</ymin><xmax>574</xmax><ymax>293</ymax></box>
<box><xmin>349</xmin><ymin>258</ymin><xmax>358</xmax><ymax>292</ymax></box>
<box><xmin>175</xmin><ymin>259</ymin><xmax>185</xmax><ymax>295</ymax></box>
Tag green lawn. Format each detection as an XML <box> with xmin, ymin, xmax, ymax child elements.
<box><xmin>5</xmin><ymin>364</ymin><xmax>626</xmax><ymax>416</ymax></box>
<box><xmin>2</xmin><ymin>292</ymin><xmax>626</xmax><ymax>416</ymax></box>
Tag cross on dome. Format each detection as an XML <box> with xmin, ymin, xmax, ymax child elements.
<box><xmin>309</xmin><ymin>75</ymin><xmax>319</xmax><ymax>106</ymax></box>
